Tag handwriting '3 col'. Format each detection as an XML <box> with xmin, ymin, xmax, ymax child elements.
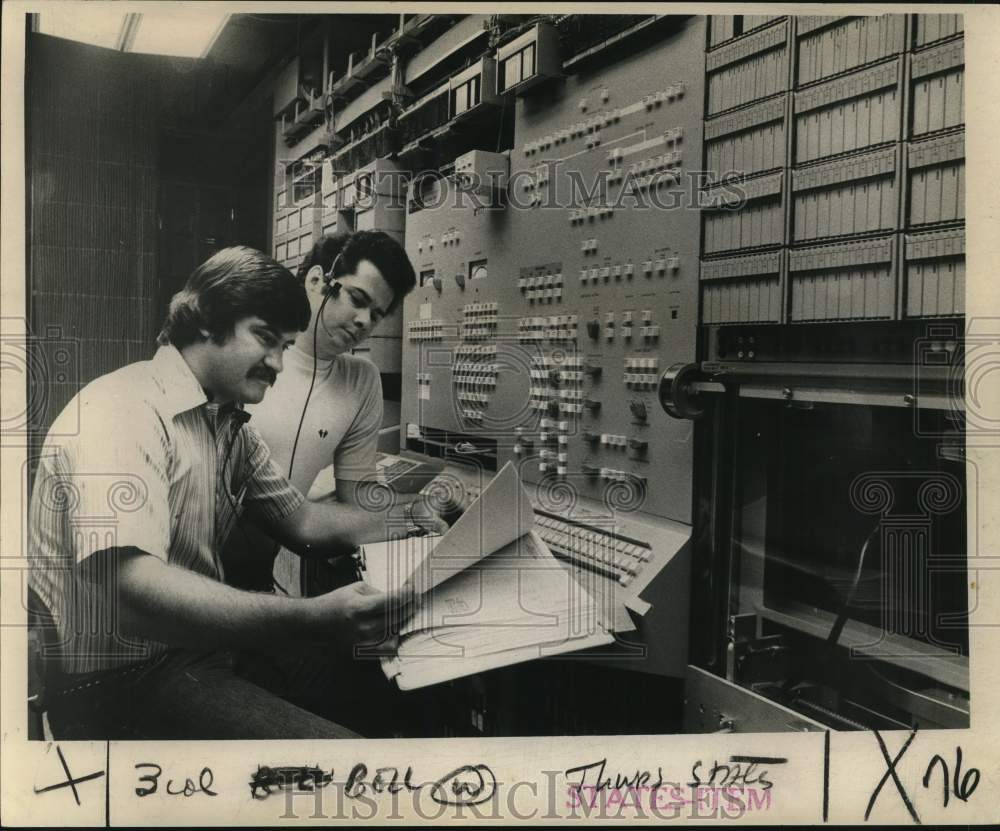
<box><xmin>134</xmin><ymin>763</ymin><xmax>217</xmax><ymax>798</ymax></box>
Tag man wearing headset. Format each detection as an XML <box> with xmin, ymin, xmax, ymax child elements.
<box><xmin>224</xmin><ymin>231</ymin><xmax>419</xmax><ymax>598</ymax></box>
<box><xmin>221</xmin><ymin>231</ymin><xmax>440</xmax><ymax>736</ymax></box>
<box><xmin>28</xmin><ymin>246</ymin><xmax>446</xmax><ymax>739</ymax></box>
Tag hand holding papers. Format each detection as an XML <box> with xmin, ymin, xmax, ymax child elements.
<box><xmin>361</xmin><ymin>462</ymin><xmax>614</xmax><ymax>690</ymax></box>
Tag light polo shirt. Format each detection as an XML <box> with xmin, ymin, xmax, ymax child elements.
<box><xmin>247</xmin><ymin>345</ymin><xmax>383</xmax><ymax>494</ymax></box>
<box><xmin>28</xmin><ymin>345</ymin><xmax>305</xmax><ymax>674</ymax></box>
<box><xmin>234</xmin><ymin>346</ymin><xmax>383</xmax><ymax>595</ymax></box>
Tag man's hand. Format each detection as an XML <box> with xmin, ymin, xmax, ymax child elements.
<box><xmin>308</xmin><ymin>581</ymin><xmax>413</xmax><ymax>654</ymax></box>
<box><xmin>404</xmin><ymin>498</ymin><xmax>449</xmax><ymax>536</ymax></box>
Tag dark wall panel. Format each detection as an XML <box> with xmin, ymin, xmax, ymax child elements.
<box><xmin>27</xmin><ymin>34</ymin><xmax>160</xmax><ymax>444</ymax></box>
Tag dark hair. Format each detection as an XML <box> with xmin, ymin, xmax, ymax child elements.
<box><xmin>157</xmin><ymin>246</ymin><xmax>311</xmax><ymax>348</ymax></box>
<box><xmin>297</xmin><ymin>230</ymin><xmax>416</xmax><ymax>314</ymax></box>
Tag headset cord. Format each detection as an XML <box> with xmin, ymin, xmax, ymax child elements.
<box><xmin>288</xmin><ymin>288</ymin><xmax>333</xmax><ymax>481</ymax></box>
<box><xmin>287</xmin><ymin>263</ymin><xmax>344</xmax><ymax>599</ymax></box>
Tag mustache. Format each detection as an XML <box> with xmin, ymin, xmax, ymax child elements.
<box><xmin>248</xmin><ymin>367</ymin><xmax>277</xmax><ymax>385</ymax></box>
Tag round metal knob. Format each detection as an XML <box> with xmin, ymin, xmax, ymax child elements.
<box><xmin>658</xmin><ymin>362</ymin><xmax>704</xmax><ymax>420</ymax></box>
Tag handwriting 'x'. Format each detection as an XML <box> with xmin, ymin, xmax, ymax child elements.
<box><xmin>864</xmin><ymin>728</ymin><xmax>920</xmax><ymax>824</ymax></box>
<box><xmin>34</xmin><ymin>745</ymin><xmax>104</xmax><ymax>806</ymax></box>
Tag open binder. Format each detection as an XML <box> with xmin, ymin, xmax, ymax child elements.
<box><xmin>359</xmin><ymin>462</ymin><xmax>615</xmax><ymax>690</ymax></box>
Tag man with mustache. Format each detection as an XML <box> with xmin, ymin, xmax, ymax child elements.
<box><xmin>28</xmin><ymin>246</ymin><xmax>446</xmax><ymax>739</ymax></box>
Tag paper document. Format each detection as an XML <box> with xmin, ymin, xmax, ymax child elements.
<box><xmin>377</xmin><ymin>532</ymin><xmax>612</xmax><ymax>689</ymax></box>
<box><xmin>402</xmin><ymin>532</ymin><xmax>602</xmax><ymax>635</ymax></box>
<box><xmin>403</xmin><ymin>461</ymin><xmax>534</xmax><ymax>595</ymax></box>
<box><xmin>359</xmin><ymin>465</ymin><xmax>613</xmax><ymax>690</ymax></box>
<box><xmin>388</xmin><ymin>632</ymin><xmax>614</xmax><ymax>691</ymax></box>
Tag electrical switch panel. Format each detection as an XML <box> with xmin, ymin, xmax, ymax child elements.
<box><xmin>400</xmin><ymin>16</ymin><xmax>706</xmax><ymax>523</ymax></box>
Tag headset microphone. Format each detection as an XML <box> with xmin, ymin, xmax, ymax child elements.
<box><xmin>321</xmin><ymin>252</ymin><xmax>345</xmax><ymax>295</ymax></box>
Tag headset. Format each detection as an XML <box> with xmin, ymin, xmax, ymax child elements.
<box><xmin>288</xmin><ymin>251</ymin><xmax>344</xmax><ymax>480</ymax></box>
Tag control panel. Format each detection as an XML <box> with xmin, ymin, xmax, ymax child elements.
<box><xmin>401</xmin><ymin>18</ymin><xmax>706</xmax><ymax>524</ymax></box>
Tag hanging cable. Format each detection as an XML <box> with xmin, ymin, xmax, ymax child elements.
<box><xmin>287</xmin><ymin>288</ymin><xmax>332</xmax><ymax>481</ymax></box>
<box><xmin>778</xmin><ymin>523</ymin><xmax>881</xmax><ymax>699</ymax></box>
<box><xmin>287</xmin><ymin>251</ymin><xmax>344</xmax><ymax>480</ymax></box>
<box><xmin>826</xmin><ymin>523</ymin><xmax>880</xmax><ymax>647</ymax></box>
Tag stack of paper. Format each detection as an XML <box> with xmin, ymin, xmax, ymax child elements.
<box><xmin>361</xmin><ymin>463</ymin><xmax>614</xmax><ymax>690</ymax></box>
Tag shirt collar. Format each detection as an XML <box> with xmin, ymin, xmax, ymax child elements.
<box><xmin>151</xmin><ymin>344</ymin><xmax>209</xmax><ymax>418</ymax></box>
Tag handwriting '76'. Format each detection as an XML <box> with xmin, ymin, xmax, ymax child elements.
<box><xmin>865</xmin><ymin>729</ymin><xmax>980</xmax><ymax>823</ymax></box>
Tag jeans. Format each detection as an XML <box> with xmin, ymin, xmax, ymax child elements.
<box><xmin>46</xmin><ymin>648</ymin><xmax>363</xmax><ymax>740</ymax></box>
<box><xmin>235</xmin><ymin>644</ymin><xmax>408</xmax><ymax>739</ymax></box>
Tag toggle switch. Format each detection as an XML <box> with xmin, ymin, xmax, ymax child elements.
<box><xmin>627</xmin><ymin>438</ymin><xmax>648</xmax><ymax>458</ymax></box>
<box><xmin>519</xmin><ymin>431</ymin><xmax>535</xmax><ymax>448</ymax></box>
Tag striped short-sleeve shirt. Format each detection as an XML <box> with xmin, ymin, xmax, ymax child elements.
<box><xmin>28</xmin><ymin>345</ymin><xmax>305</xmax><ymax>674</ymax></box>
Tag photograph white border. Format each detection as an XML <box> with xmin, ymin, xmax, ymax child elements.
<box><xmin>3</xmin><ymin>2</ymin><xmax>999</xmax><ymax>825</ymax></box>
